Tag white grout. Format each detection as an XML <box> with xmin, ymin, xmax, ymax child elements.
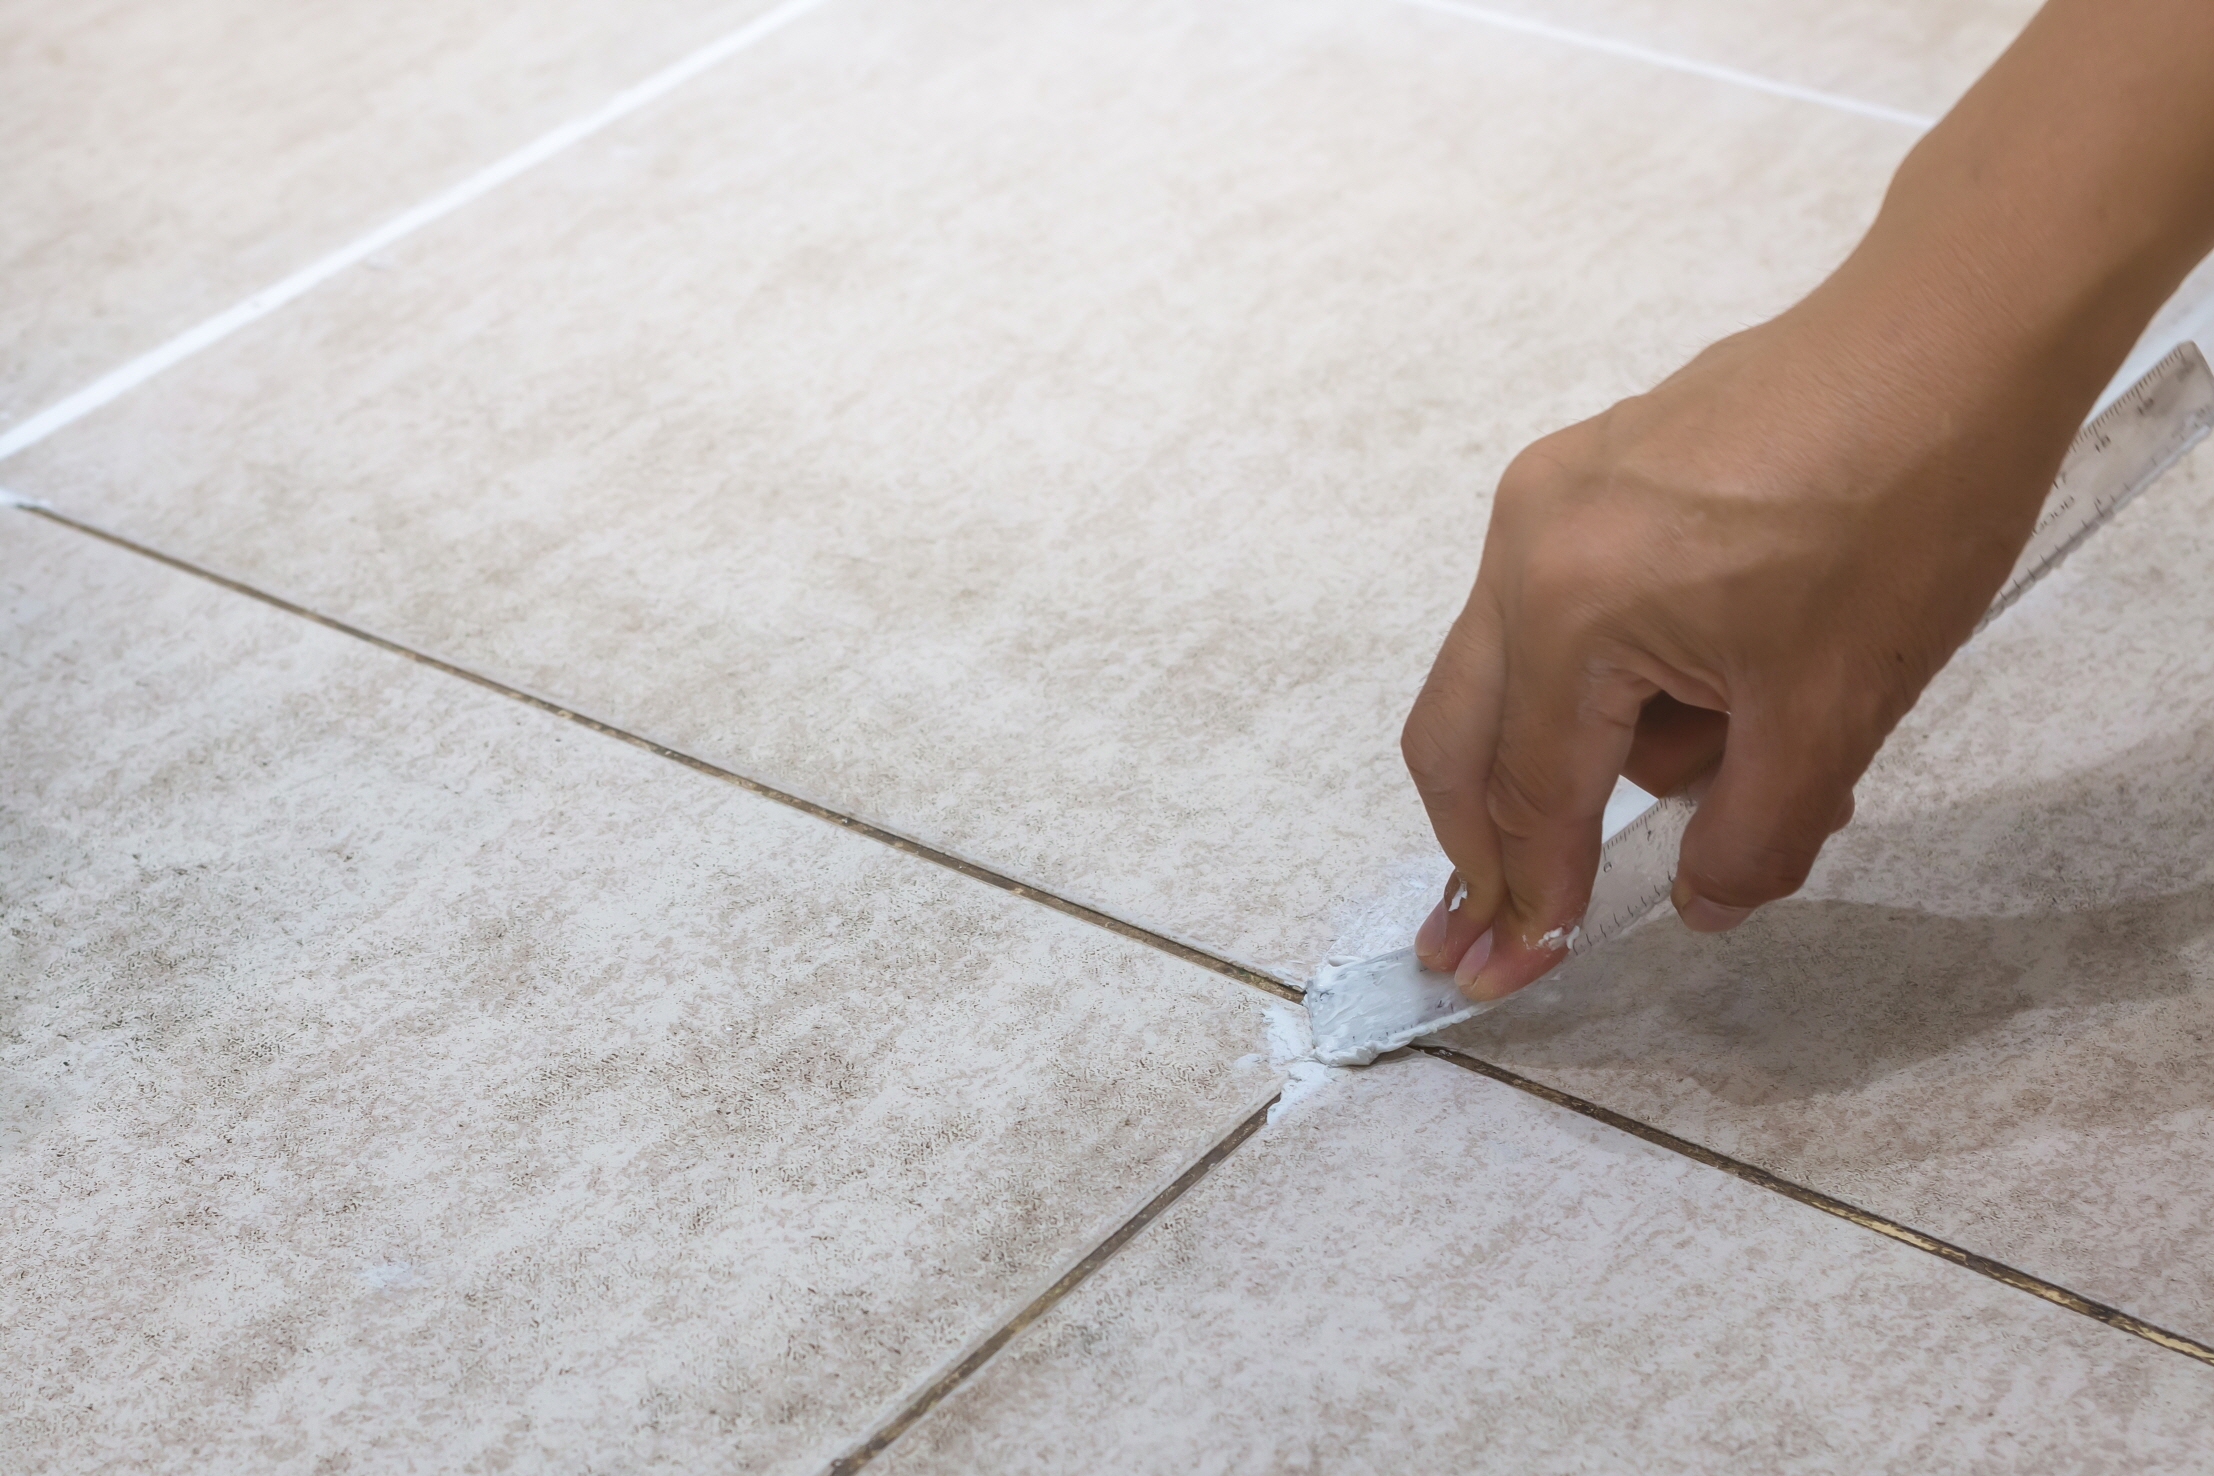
<box><xmin>0</xmin><ymin>0</ymin><xmax>834</xmax><ymax>466</ymax></box>
<box><xmin>1397</xmin><ymin>0</ymin><xmax>1939</xmax><ymax>131</ymax></box>
<box><xmin>2</xmin><ymin>0</ymin><xmax>1936</xmax><ymax>467</ymax></box>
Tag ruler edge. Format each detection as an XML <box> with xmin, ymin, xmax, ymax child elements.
<box><xmin>1979</xmin><ymin>340</ymin><xmax>2214</xmax><ymax>631</ymax></box>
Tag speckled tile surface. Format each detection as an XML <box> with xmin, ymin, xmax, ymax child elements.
<box><xmin>1434</xmin><ymin>433</ymin><xmax>2214</xmax><ymax>1341</ymax></box>
<box><xmin>873</xmin><ymin>1055</ymin><xmax>2214</xmax><ymax>1475</ymax></box>
<box><xmin>0</xmin><ymin>0</ymin><xmax>789</xmax><ymax>424</ymax></box>
<box><xmin>1413</xmin><ymin>0</ymin><xmax>2036</xmax><ymax>121</ymax></box>
<box><xmin>0</xmin><ymin>511</ymin><xmax>1281</xmax><ymax>1475</ymax></box>
<box><xmin>14</xmin><ymin>0</ymin><xmax>2212</xmax><ymax>1465</ymax></box>
<box><xmin>2</xmin><ymin>0</ymin><xmax>1921</xmax><ymax>984</ymax></box>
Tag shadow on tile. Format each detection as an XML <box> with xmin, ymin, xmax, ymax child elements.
<box><xmin>1443</xmin><ymin>722</ymin><xmax>2214</xmax><ymax>1166</ymax></box>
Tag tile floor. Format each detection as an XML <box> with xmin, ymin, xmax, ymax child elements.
<box><xmin>5</xmin><ymin>0</ymin><xmax>2212</xmax><ymax>1470</ymax></box>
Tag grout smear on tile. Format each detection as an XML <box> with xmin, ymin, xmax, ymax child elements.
<box><xmin>358</xmin><ymin>1262</ymin><xmax>428</xmax><ymax>1292</ymax></box>
<box><xmin>1318</xmin><ymin>851</ymin><xmax>1454</xmax><ymax>966</ymax></box>
<box><xmin>1240</xmin><ymin>1001</ymin><xmax>1348</xmax><ymax>1126</ymax></box>
<box><xmin>1296</xmin><ymin>780</ymin><xmax>1661</xmax><ymax>1065</ymax></box>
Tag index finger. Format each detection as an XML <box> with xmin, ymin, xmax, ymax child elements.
<box><xmin>1401</xmin><ymin>587</ymin><xmax>1507</xmax><ymax>973</ymax></box>
<box><xmin>1468</xmin><ymin>629</ymin><xmax>1649</xmax><ymax>1000</ymax></box>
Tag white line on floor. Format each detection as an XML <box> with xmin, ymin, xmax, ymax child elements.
<box><xmin>0</xmin><ymin>0</ymin><xmax>833</xmax><ymax>466</ymax></box>
<box><xmin>1396</xmin><ymin>0</ymin><xmax>1939</xmax><ymax>131</ymax></box>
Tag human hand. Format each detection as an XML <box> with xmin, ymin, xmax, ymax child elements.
<box><xmin>1401</xmin><ymin>280</ymin><xmax>2102</xmax><ymax>1002</ymax></box>
<box><xmin>1396</xmin><ymin>0</ymin><xmax>2214</xmax><ymax>1004</ymax></box>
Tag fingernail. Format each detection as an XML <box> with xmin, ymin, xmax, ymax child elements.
<box><xmin>1415</xmin><ymin>896</ymin><xmax>1449</xmax><ymax>956</ymax></box>
<box><xmin>1679</xmin><ymin>895</ymin><xmax>1754</xmax><ymax>933</ymax></box>
<box><xmin>1453</xmin><ymin>927</ymin><xmax>1494</xmax><ymax>991</ymax></box>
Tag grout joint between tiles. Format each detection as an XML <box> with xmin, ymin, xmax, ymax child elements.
<box><xmin>1240</xmin><ymin>998</ymin><xmax>1352</xmax><ymax>1125</ymax></box>
<box><xmin>1415</xmin><ymin>1043</ymin><xmax>2214</xmax><ymax>1370</ymax></box>
<box><xmin>22</xmin><ymin>501</ymin><xmax>2211</xmax><ymax>1476</ymax></box>
<box><xmin>822</xmin><ymin>1095</ymin><xmax>1278</xmax><ymax>1475</ymax></box>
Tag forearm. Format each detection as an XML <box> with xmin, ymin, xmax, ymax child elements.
<box><xmin>1800</xmin><ymin>0</ymin><xmax>2214</xmax><ymax>489</ymax></box>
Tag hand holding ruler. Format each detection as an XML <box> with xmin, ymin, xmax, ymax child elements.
<box><xmin>1309</xmin><ymin>342</ymin><xmax>2214</xmax><ymax>1066</ymax></box>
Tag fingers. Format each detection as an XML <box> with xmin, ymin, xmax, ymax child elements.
<box><xmin>1402</xmin><ymin>593</ymin><xmax>1507</xmax><ymax>974</ymax></box>
<box><xmin>1622</xmin><ymin>694</ymin><xmax>1728</xmax><ymax>797</ymax></box>
<box><xmin>1411</xmin><ymin>870</ymin><xmax>1484</xmax><ymax>976</ymax></box>
<box><xmin>1671</xmin><ymin>696</ymin><xmax>1864</xmax><ymax>931</ymax></box>
<box><xmin>1467</xmin><ymin>631</ymin><xmax>1649</xmax><ymax>1001</ymax></box>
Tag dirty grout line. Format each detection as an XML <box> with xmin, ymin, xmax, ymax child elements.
<box><xmin>15</xmin><ymin>493</ymin><xmax>1303</xmax><ymax>1464</ymax></box>
<box><xmin>822</xmin><ymin>1096</ymin><xmax>1278</xmax><ymax>1474</ymax></box>
<box><xmin>0</xmin><ymin>0</ymin><xmax>834</xmax><ymax>465</ymax></box>
<box><xmin>1416</xmin><ymin>1043</ymin><xmax>2214</xmax><ymax>1369</ymax></box>
<box><xmin>26</xmin><ymin>499</ymin><xmax>2211</xmax><ymax>1375</ymax></box>
<box><xmin>8</xmin><ymin>495</ymin><xmax>1302</xmax><ymax>1461</ymax></box>
<box><xmin>1396</xmin><ymin>0</ymin><xmax>1938</xmax><ymax>129</ymax></box>
<box><xmin>9</xmin><ymin>501</ymin><xmax>1304</xmax><ymax>1005</ymax></box>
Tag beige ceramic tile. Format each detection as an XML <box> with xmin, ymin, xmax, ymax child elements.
<box><xmin>873</xmin><ymin>1055</ymin><xmax>2214</xmax><ymax>1475</ymax></box>
<box><xmin>0</xmin><ymin>0</ymin><xmax>790</xmax><ymax>424</ymax></box>
<box><xmin>1417</xmin><ymin>0</ymin><xmax>2038</xmax><ymax>122</ymax></box>
<box><xmin>3</xmin><ymin>0</ymin><xmax>1917</xmax><ymax>981</ymax></box>
<box><xmin>1436</xmin><ymin>433</ymin><xmax>2214</xmax><ymax>1339</ymax></box>
<box><xmin>0</xmin><ymin>511</ymin><xmax>1282</xmax><ymax>1475</ymax></box>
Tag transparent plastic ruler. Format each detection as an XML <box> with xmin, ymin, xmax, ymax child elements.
<box><xmin>1570</xmin><ymin>340</ymin><xmax>2214</xmax><ymax>961</ymax></box>
<box><xmin>1308</xmin><ymin>342</ymin><xmax>2214</xmax><ymax>1066</ymax></box>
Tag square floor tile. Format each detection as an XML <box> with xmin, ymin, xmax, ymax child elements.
<box><xmin>873</xmin><ymin>1055</ymin><xmax>2213</xmax><ymax>1474</ymax></box>
<box><xmin>0</xmin><ymin>510</ymin><xmax>1281</xmax><ymax>1475</ymax></box>
<box><xmin>1438</xmin><ymin>432</ymin><xmax>2214</xmax><ymax>1342</ymax></box>
<box><xmin>0</xmin><ymin>0</ymin><xmax>790</xmax><ymax>422</ymax></box>
<box><xmin>2</xmin><ymin>0</ymin><xmax>1919</xmax><ymax>982</ymax></box>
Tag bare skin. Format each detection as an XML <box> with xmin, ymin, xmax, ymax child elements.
<box><xmin>1404</xmin><ymin>0</ymin><xmax>2214</xmax><ymax>1002</ymax></box>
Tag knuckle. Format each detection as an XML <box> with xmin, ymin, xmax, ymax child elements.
<box><xmin>1483</xmin><ymin>754</ymin><xmax>1561</xmax><ymax>843</ymax></box>
<box><xmin>1516</xmin><ymin>540</ymin><xmax>1595</xmax><ymax>614</ymax></box>
<box><xmin>1492</xmin><ymin>437</ymin><xmax>1580</xmax><ymax>530</ymax></box>
<box><xmin>1497</xmin><ymin>437</ymin><xmax>1568</xmax><ymax>498</ymax></box>
<box><xmin>1399</xmin><ymin>710</ymin><xmax>1458</xmax><ymax>796</ymax></box>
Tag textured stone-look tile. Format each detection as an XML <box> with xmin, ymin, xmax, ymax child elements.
<box><xmin>6</xmin><ymin>0</ymin><xmax>1918</xmax><ymax>981</ymax></box>
<box><xmin>873</xmin><ymin>1056</ymin><xmax>2213</xmax><ymax>1475</ymax></box>
<box><xmin>0</xmin><ymin>512</ymin><xmax>1278</xmax><ymax>1475</ymax></box>
<box><xmin>1419</xmin><ymin>0</ymin><xmax>2037</xmax><ymax>121</ymax></box>
<box><xmin>1438</xmin><ymin>434</ymin><xmax>2214</xmax><ymax>1341</ymax></box>
<box><xmin>0</xmin><ymin>0</ymin><xmax>787</xmax><ymax>423</ymax></box>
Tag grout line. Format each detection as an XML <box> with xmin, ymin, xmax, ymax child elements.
<box><xmin>13</xmin><ymin>0</ymin><xmax>2182</xmax><ymax>1422</ymax></box>
<box><xmin>15</xmin><ymin>502</ymin><xmax>1294</xmax><ymax>1461</ymax></box>
<box><xmin>14</xmin><ymin>497</ymin><xmax>1296</xmax><ymax>1460</ymax></box>
<box><xmin>0</xmin><ymin>0</ymin><xmax>834</xmax><ymax>466</ymax></box>
<box><xmin>1415</xmin><ymin>1043</ymin><xmax>2214</xmax><ymax>1369</ymax></box>
<box><xmin>823</xmin><ymin>1096</ymin><xmax>1278</xmax><ymax>1475</ymax></box>
<box><xmin>29</xmin><ymin>511</ymin><xmax>2214</xmax><ymax>1377</ymax></box>
<box><xmin>23</xmin><ymin>496</ymin><xmax>2210</xmax><ymax>1419</ymax></box>
<box><xmin>42</xmin><ymin>494</ymin><xmax>2209</xmax><ymax>1376</ymax></box>
<box><xmin>1396</xmin><ymin>0</ymin><xmax>1938</xmax><ymax>130</ymax></box>
<box><xmin>13</xmin><ymin>502</ymin><xmax>1303</xmax><ymax>1005</ymax></box>
<box><xmin>0</xmin><ymin>0</ymin><xmax>1932</xmax><ymax>471</ymax></box>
